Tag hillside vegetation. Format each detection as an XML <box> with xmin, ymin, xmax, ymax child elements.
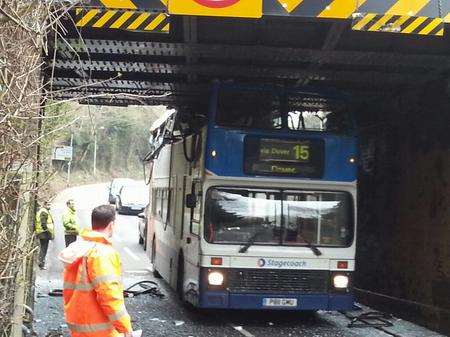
<box><xmin>45</xmin><ymin>103</ymin><xmax>164</xmax><ymax>186</ymax></box>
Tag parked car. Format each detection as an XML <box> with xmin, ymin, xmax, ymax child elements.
<box><xmin>116</xmin><ymin>183</ymin><xmax>149</xmax><ymax>215</ymax></box>
<box><xmin>108</xmin><ymin>178</ymin><xmax>134</xmax><ymax>204</ymax></box>
<box><xmin>138</xmin><ymin>205</ymin><xmax>150</xmax><ymax>250</ymax></box>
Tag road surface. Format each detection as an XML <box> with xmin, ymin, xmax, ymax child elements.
<box><xmin>33</xmin><ymin>183</ymin><xmax>444</xmax><ymax>337</ymax></box>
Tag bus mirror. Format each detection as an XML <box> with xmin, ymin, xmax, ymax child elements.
<box><xmin>186</xmin><ymin>194</ymin><xmax>197</xmax><ymax>208</ymax></box>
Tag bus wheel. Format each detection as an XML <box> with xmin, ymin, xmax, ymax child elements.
<box><xmin>151</xmin><ymin>237</ymin><xmax>162</xmax><ymax>278</ymax></box>
<box><xmin>176</xmin><ymin>252</ymin><xmax>185</xmax><ymax>301</ymax></box>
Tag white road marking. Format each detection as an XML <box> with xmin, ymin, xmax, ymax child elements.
<box><xmin>232</xmin><ymin>325</ymin><xmax>255</xmax><ymax>337</ymax></box>
<box><xmin>124</xmin><ymin>247</ymin><xmax>141</xmax><ymax>261</ymax></box>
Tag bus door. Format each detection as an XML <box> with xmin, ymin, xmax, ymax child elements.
<box><xmin>182</xmin><ymin>177</ymin><xmax>201</xmax><ymax>284</ymax></box>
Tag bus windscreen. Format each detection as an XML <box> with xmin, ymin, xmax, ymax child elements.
<box><xmin>205</xmin><ymin>188</ymin><xmax>353</xmax><ymax>247</ymax></box>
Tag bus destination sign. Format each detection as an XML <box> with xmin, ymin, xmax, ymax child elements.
<box><xmin>244</xmin><ymin>137</ymin><xmax>324</xmax><ymax>178</ymax></box>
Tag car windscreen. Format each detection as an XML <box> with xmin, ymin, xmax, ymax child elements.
<box><xmin>111</xmin><ymin>179</ymin><xmax>132</xmax><ymax>194</ymax></box>
<box><xmin>120</xmin><ymin>187</ymin><xmax>148</xmax><ymax>205</ymax></box>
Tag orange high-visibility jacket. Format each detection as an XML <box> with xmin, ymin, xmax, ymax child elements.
<box><xmin>59</xmin><ymin>229</ymin><xmax>132</xmax><ymax>337</ymax></box>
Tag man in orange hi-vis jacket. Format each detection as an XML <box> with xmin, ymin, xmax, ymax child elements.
<box><xmin>59</xmin><ymin>205</ymin><xmax>133</xmax><ymax>337</ymax></box>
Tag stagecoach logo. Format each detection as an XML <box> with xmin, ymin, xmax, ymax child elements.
<box><xmin>257</xmin><ymin>258</ymin><xmax>307</xmax><ymax>269</ymax></box>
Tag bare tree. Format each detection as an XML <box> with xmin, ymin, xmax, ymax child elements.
<box><xmin>0</xmin><ymin>1</ymin><xmax>80</xmax><ymax>335</ymax></box>
<box><xmin>0</xmin><ymin>1</ymin><xmax>171</xmax><ymax>332</ymax></box>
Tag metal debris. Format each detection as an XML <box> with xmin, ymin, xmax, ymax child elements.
<box><xmin>124</xmin><ymin>280</ymin><xmax>165</xmax><ymax>299</ymax></box>
<box><xmin>45</xmin><ymin>329</ymin><xmax>63</xmax><ymax>337</ymax></box>
<box><xmin>149</xmin><ymin>318</ymin><xmax>167</xmax><ymax>323</ymax></box>
<box><xmin>346</xmin><ymin>311</ymin><xmax>394</xmax><ymax>328</ymax></box>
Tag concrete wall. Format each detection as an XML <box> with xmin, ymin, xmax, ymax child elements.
<box><xmin>355</xmin><ymin>80</ymin><xmax>450</xmax><ymax>335</ymax></box>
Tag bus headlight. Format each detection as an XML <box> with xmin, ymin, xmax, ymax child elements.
<box><xmin>333</xmin><ymin>275</ymin><xmax>349</xmax><ymax>289</ymax></box>
<box><xmin>208</xmin><ymin>271</ymin><xmax>224</xmax><ymax>286</ymax></box>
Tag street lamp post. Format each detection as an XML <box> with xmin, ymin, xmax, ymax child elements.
<box><xmin>67</xmin><ymin>133</ymin><xmax>74</xmax><ymax>184</ymax></box>
<box><xmin>93</xmin><ymin>126</ymin><xmax>104</xmax><ymax>176</ymax></box>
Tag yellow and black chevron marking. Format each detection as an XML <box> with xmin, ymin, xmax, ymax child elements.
<box><xmin>267</xmin><ymin>0</ymin><xmax>447</xmax><ymax>23</ymax></box>
<box><xmin>89</xmin><ymin>0</ymin><xmax>167</xmax><ymax>11</ymax></box>
<box><xmin>75</xmin><ymin>8</ymin><xmax>169</xmax><ymax>33</ymax></box>
<box><xmin>352</xmin><ymin>13</ymin><xmax>444</xmax><ymax>36</ymax></box>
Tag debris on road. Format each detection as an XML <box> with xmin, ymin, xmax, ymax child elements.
<box><xmin>124</xmin><ymin>280</ymin><xmax>165</xmax><ymax>299</ymax></box>
<box><xmin>345</xmin><ymin>311</ymin><xmax>394</xmax><ymax>328</ymax></box>
<box><xmin>45</xmin><ymin>329</ymin><xmax>63</xmax><ymax>337</ymax></box>
<box><xmin>48</xmin><ymin>289</ymin><xmax>63</xmax><ymax>297</ymax></box>
<box><xmin>174</xmin><ymin>320</ymin><xmax>185</xmax><ymax>326</ymax></box>
<box><xmin>232</xmin><ymin>326</ymin><xmax>255</xmax><ymax>337</ymax></box>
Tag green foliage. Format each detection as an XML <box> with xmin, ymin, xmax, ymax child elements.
<box><xmin>42</xmin><ymin>102</ymin><xmax>72</xmax><ymax>149</ymax></box>
<box><xmin>51</xmin><ymin>104</ymin><xmax>159</xmax><ymax>179</ymax></box>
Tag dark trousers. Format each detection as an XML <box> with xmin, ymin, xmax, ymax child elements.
<box><xmin>65</xmin><ymin>234</ymin><xmax>77</xmax><ymax>247</ymax></box>
<box><xmin>39</xmin><ymin>239</ymin><xmax>49</xmax><ymax>267</ymax></box>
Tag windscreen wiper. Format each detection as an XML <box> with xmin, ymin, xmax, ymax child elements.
<box><xmin>299</xmin><ymin>235</ymin><xmax>322</xmax><ymax>256</ymax></box>
<box><xmin>239</xmin><ymin>230</ymin><xmax>263</xmax><ymax>253</ymax></box>
<box><xmin>239</xmin><ymin>229</ymin><xmax>322</xmax><ymax>256</ymax></box>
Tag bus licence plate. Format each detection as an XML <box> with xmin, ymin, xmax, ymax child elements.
<box><xmin>263</xmin><ymin>298</ymin><xmax>297</xmax><ymax>307</ymax></box>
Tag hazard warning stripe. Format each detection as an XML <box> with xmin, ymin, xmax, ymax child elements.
<box><xmin>87</xmin><ymin>0</ymin><xmax>165</xmax><ymax>11</ymax></box>
<box><xmin>444</xmin><ymin>13</ymin><xmax>450</xmax><ymax>23</ymax></box>
<box><xmin>352</xmin><ymin>13</ymin><xmax>444</xmax><ymax>36</ymax></box>
<box><xmin>75</xmin><ymin>0</ymin><xmax>446</xmax><ymax>37</ymax></box>
<box><xmin>85</xmin><ymin>0</ymin><xmax>448</xmax><ymax>25</ymax></box>
<box><xmin>266</xmin><ymin>0</ymin><xmax>443</xmax><ymax>20</ymax></box>
<box><xmin>75</xmin><ymin>8</ymin><xmax>170</xmax><ymax>33</ymax></box>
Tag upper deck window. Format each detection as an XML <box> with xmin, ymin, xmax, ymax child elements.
<box><xmin>216</xmin><ymin>90</ymin><xmax>282</xmax><ymax>130</ymax></box>
<box><xmin>287</xmin><ymin>94</ymin><xmax>352</xmax><ymax>133</ymax></box>
<box><xmin>216</xmin><ymin>89</ymin><xmax>353</xmax><ymax>134</ymax></box>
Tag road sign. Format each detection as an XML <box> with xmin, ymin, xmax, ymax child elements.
<box><xmin>53</xmin><ymin>146</ymin><xmax>73</xmax><ymax>161</ymax></box>
<box><xmin>168</xmin><ymin>0</ymin><xmax>262</xmax><ymax>18</ymax></box>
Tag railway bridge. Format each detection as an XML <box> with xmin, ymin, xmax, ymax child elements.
<box><xmin>46</xmin><ymin>0</ymin><xmax>449</xmax><ymax>334</ymax></box>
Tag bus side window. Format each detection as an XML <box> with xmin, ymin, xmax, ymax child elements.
<box><xmin>151</xmin><ymin>189</ymin><xmax>156</xmax><ymax>216</ymax></box>
<box><xmin>191</xmin><ymin>182</ymin><xmax>202</xmax><ymax>236</ymax></box>
<box><xmin>162</xmin><ymin>188</ymin><xmax>168</xmax><ymax>224</ymax></box>
<box><xmin>158</xmin><ymin>189</ymin><xmax>163</xmax><ymax>218</ymax></box>
<box><xmin>167</xmin><ymin>187</ymin><xmax>174</xmax><ymax>228</ymax></box>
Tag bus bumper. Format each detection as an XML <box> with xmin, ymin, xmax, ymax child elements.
<box><xmin>199</xmin><ymin>291</ymin><xmax>354</xmax><ymax>311</ymax></box>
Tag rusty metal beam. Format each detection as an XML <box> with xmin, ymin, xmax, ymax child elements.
<box><xmin>49</xmin><ymin>58</ymin><xmax>434</xmax><ymax>85</ymax></box>
<box><xmin>54</xmin><ymin>39</ymin><xmax>450</xmax><ymax>70</ymax></box>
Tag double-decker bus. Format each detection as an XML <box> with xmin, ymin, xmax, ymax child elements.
<box><xmin>144</xmin><ymin>83</ymin><xmax>357</xmax><ymax>311</ymax></box>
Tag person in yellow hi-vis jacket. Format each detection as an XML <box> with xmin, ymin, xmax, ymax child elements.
<box><xmin>59</xmin><ymin>205</ymin><xmax>133</xmax><ymax>337</ymax></box>
<box><xmin>63</xmin><ymin>199</ymin><xmax>80</xmax><ymax>247</ymax></box>
<box><xmin>35</xmin><ymin>201</ymin><xmax>55</xmax><ymax>269</ymax></box>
